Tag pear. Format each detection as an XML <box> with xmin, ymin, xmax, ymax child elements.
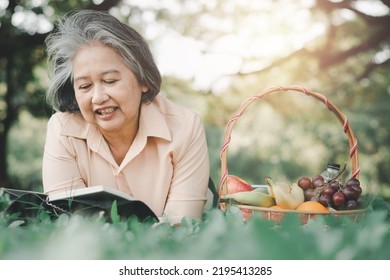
<box><xmin>264</xmin><ymin>176</ymin><xmax>304</xmax><ymax>209</ymax></box>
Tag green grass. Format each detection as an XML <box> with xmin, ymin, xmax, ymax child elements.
<box><xmin>1</xmin><ymin>194</ymin><xmax>390</xmax><ymax>260</ymax></box>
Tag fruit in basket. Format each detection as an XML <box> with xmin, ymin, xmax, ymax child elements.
<box><xmin>346</xmin><ymin>199</ymin><xmax>358</xmax><ymax>210</ymax></box>
<box><xmin>267</xmin><ymin>205</ymin><xmax>286</xmax><ymax>223</ymax></box>
<box><xmin>270</xmin><ymin>205</ymin><xmax>286</xmax><ymax>210</ymax></box>
<box><xmin>296</xmin><ymin>201</ymin><xmax>329</xmax><ymax>224</ymax></box>
<box><xmin>312</xmin><ymin>175</ymin><xmax>325</xmax><ymax>188</ymax></box>
<box><xmin>351</xmin><ymin>185</ymin><xmax>362</xmax><ymax>197</ymax></box>
<box><xmin>296</xmin><ymin>201</ymin><xmax>329</xmax><ymax>212</ymax></box>
<box><xmin>304</xmin><ymin>188</ymin><xmax>318</xmax><ymax>201</ymax></box>
<box><xmin>297</xmin><ymin>176</ymin><xmax>313</xmax><ymax>190</ymax></box>
<box><xmin>329</xmin><ymin>180</ymin><xmax>341</xmax><ymax>192</ymax></box>
<box><xmin>346</xmin><ymin>178</ymin><xmax>360</xmax><ymax>188</ymax></box>
<box><xmin>342</xmin><ymin>187</ymin><xmax>356</xmax><ymax>201</ymax></box>
<box><xmin>264</xmin><ymin>177</ymin><xmax>304</xmax><ymax>210</ymax></box>
<box><xmin>345</xmin><ymin>178</ymin><xmax>362</xmax><ymax>198</ymax></box>
<box><xmin>322</xmin><ymin>185</ymin><xmax>336</xmax><ymax>197</ymax></box>
<box><xmin>318</xmin><ymin>194</ymin><xmax>332</xmax><ymax>207</ymax></box>
<box><xmin>241</xmin><ymin>208</ymin><xmax>253</xmax><ymax>221</ymax></box>
<box><xmin>220</xmin><ymin>190</ymin><xmax>275</xmax><ymax>207</ymax></box>
<box><xmin>332</xmin><ymin>191</ymin><xmax>346</xmax><ymax>207</ymax></box>
<box><xmin>219</xmin><ymin>175</ymin><xmax>253</xmax><ymax>196</ymax></box>
<box><xmin>299</xmin><ymin>171</ymin><xmax>364</xmax><ymax>211</ymax></box>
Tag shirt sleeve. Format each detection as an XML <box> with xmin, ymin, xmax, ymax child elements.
<box><xmin>163</xmin><ymin>113</ymin><xmax>210</xmax><ymax>225</ymax></box>
<box><xmin>42</xmin><ymin>114</ymin><xmax>86</xmax><ymax>194</ymax></box>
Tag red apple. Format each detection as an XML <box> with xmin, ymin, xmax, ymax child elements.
<box><xmin>219</xmin><ymin>175</ymin><xmax>253</xmax><ymax>196</ymax></box>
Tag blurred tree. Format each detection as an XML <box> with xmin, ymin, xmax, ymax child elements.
<box><xmin>222</xmin><ymin>0</ymin><xmax>390</xmax><ymax>195</ymax></box>
<box><xmin>236</xmin><ymin>0</ymin><xmax>390</xmax><ymax>77</ymax></box>
<box><xmin>0</xmin><ymin>0</ymin><xmax>120</xmax><ymax>187</ymax></box>
<box><xmin>123</xmin><ymin>0</ymin><xmax>389</xmax><ymax>195</ymax></box>
<box><xmin>1</xmin><ymin>0</ymin><xmax>389</xmax><ymax>197</ymax></box>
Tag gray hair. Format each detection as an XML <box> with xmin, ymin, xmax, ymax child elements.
<box><xmin>45</xmin><ymin>9</ymin><xmax>161</xmax><ymax>112</ymax></box>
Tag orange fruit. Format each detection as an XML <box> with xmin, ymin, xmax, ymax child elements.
<box><xmin>266</xmin><ymin>205</ymin><xmax>287</xmax><ymax>223</ymax></box>
<box><xmin>296</xmin><ymin>201</ymin><xmax>329</xmax><ymax>212</ymax></box>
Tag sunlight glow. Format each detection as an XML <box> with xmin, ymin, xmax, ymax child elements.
<box><xmin>117</xmin><ymin>0</ymin><xmax>384</xmax><ymax>91</ymax></box>
<box><xmin>373</xmin><ymin>47</ymin><xmax>390</xmax><ymax>64</ymax></box>
<box><xmin>353</xmin><ymin>0</ymin><xmax>389</xmax><ymax>16</ymax></box>
<box><xmin>0</xmin><ymin>0</ymin><xmax>8</xmax><ymax>10</ymax></box>
<box><xmin>11</xmin><ymin>6</ymin><xmax>52</xmax><ymax>34</ymax></box>
<box><xmin>150</xmin><ymin>0</ymin><xmax>326</xmax><ymax>91</ymax></box>
<box><xmin>93</xmin><ymin>0</ymin><xmax>104</xmax><ymax>5</ymax></box>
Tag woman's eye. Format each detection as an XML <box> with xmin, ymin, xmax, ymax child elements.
<box><xmin>79</xmin><ymin>84</ymin><xmax>92</xmax><ymax>90</ymax></box>
<box><xmin>104</xmin><ymin>80</ymin><xmax>116</xmax><ymax>84</ymax></box>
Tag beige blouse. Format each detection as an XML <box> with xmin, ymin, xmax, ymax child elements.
<box><xmin>42</xmin><ymin>95</ymin><xmax>210</xmax><ymax>225</ymax></box>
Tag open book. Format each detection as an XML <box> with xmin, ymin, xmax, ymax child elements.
<box><xmin>1</xmin><ymin>186</ymin><xmax>158</xmax><ymax>223</ymax></box>
<box><xmin>48</xmin><ymin>185</ymin><xmax>138</xmax><ymax>206</ymax></box>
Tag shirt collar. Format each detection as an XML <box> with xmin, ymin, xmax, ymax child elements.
<box><xmin>138</xmin><ymin>97</ymin><xmax>172</xmax><ymax>142</ymax></box>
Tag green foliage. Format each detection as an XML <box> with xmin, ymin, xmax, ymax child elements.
<box><xmin>7</xmin><ymin>111</ymin><xmax>46</xmax><ymax>191</ymax></box>
<box><xmin>110</xmin><ymin>200</ymin><xmax>120</xmax><ymax>224</ymax></box>
<box><xmin>1</xmin><ymin>194</ymin><xmax>390</xmax><ymax>260</ymax></box>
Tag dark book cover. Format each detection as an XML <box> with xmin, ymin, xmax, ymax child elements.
<box><xmin>1</xmin><ymin>187</ymin><xmax>158</xmax><ymax>223</ymax></box>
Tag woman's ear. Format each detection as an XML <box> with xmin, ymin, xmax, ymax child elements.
<box><xmin>141</xmin><ymin>84</ymin><xmax>149</xmax><ymax>93</ymax></box>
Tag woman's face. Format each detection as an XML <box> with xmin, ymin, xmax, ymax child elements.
<box><xmin>72</xmin><ymin>43</ymin><xmax>148</xmax><ymax>135</ymax></box>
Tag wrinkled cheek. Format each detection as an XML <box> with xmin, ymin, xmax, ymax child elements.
<box><xmin>77</xmin><ymin>99</ymin><xmax>95</xmax><ymax>122</ymax></box>
<box><xmin>79</xmin><ymin>110</ymin><xmax>94</xmax><ymax>123</ymax></box>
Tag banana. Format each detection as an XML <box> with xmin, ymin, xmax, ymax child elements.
<box><xmin>252</xmin><ymin>186</ymin><xmax>269</xmax><ymax>194</ymax></box>
<box><xmin>264</xmin><ymin>176</ymin><xmax>304</xmax><ymax>209</ymax></box>
<box><xmin>220</xmin><ymin>190</ymin><xmax>275</xmax><ymax>207</ymax></box>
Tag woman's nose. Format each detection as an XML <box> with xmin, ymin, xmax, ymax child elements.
<box><xmin>92</xmin><ymin>85</ymin><xmax>109</xmax><ymax>104</ymax></box>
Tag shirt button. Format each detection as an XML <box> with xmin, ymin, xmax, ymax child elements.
<box><xmin>117</xmin><ymin>172</ymin><xmax>123</xmax><ymax>179</ymax></box>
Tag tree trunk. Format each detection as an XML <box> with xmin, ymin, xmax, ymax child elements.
<box><xmin>0</xmin><ymin>131</ymin><xmax>10</xmax><ymax>187</ymax></box>
<box><xmin>0</xmin><ymin>56</ymin><xmax>18</xmax><ymax>187</ymax></box>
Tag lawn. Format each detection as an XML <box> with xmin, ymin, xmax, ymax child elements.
<box><xmin>1</xmin><ymin>191</ymin><xmax>389</xmax><ymax>260</ymax></box>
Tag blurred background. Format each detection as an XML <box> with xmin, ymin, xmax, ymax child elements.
<box><xmin>0</xmin><ymin>0</ymin><xmax>389</xmax><ymax>198</ymax></box>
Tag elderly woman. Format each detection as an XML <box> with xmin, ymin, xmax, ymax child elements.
<box><xmin>42</xmin><ymin>9</ymin><xmax>210</xmax><ymax>225</ymax></box>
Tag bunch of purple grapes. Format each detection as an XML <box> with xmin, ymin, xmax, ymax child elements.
<box><xmin>297</xmin><ymin>175</ymin><xmax>363</xmax><ymax>210</ymax></box>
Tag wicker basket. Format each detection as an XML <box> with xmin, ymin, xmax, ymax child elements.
<box><xmin>218</xmin><ymin>85</ymin><xmax>366</xmax><ymax>223</ymax></box>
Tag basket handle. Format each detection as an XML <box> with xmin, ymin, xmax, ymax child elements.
<box><xmin>219</xmin><ymin>85</ymin><xmax>360</xmax><ymax>196</ymax></box>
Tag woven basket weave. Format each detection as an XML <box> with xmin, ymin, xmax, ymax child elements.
<box><xmin>218</xmin><ymin>85</ymin><xmax>366</xmax><ymax>223</ymax></box>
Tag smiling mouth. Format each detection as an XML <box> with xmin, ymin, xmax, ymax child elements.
<box><xmin>95</xmin><ymin>107</ymin><xmax>118</xmax><ymax>115</ymax></box>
